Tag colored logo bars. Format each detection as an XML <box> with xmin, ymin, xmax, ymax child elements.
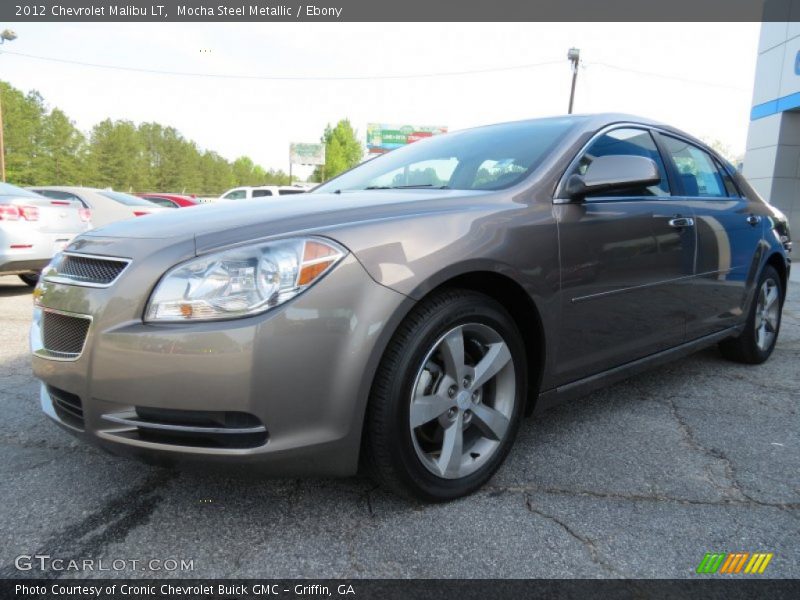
<box><xmin>696</xmin><ymin>552</ymin><xmax>774</xmax><ymax>574</ymax></box>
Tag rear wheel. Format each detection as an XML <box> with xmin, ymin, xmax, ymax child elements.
<box><xmin>18</xmin><ymin>273</ymin><xmax>39</xmax><ymax>287</ymax></box>
<box><xmin>719</xmin><ymin>265</ymin><xmax>783</xmax><ymax>364</ymax></box>
<box><xmin>364</xmin><ymin>289</ymin><xmax>526</xmax><ymax>501</ymax></box>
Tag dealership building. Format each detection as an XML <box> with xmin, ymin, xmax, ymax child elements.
<box><xmin>745</xmin><ymin>17</ymin><xmax>800</xmax><ymax>237</ymax></box>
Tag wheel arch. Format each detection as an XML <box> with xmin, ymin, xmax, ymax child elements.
<box><xmin>372</xmin><ymin>266</ymin><xmax>547</xmax><ymax>417</ymax></box>
<box><xmin>433</xmin><ymin>271</ymin><xmax>546</xmax><ymax>416</ymax></box>
<box><xmin>765</xmin><ymin>251</ymin><xmax>788</xmax><ymax>297</ymax></box>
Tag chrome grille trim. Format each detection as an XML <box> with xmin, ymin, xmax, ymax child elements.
<box><xmin>32</xmin><ymin>308</ymin><xmax>92</xmax><ymax>362</ymax></box>
<box><xmin>101</xmin><ymin>411</ymin><xmax>267</xmax><ymax>435</ymax></box>
<box><xmin>44</xmin><ymin>252</ymin><xmax>131</xmax><ymax>288</ymax></box>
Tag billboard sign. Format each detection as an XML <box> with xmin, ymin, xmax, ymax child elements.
<box><xmin>290</xmin><ymin>142</ymin><xmax>326</xmax><ymax>165</ymax></box>
<box><xmin>366</xmin><ymin>123</ymin><xmax>447</xmax><ymax>153</ymax></box>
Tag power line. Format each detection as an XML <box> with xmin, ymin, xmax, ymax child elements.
<box><xmin>0</xmin><ymin>49</ymin><xmax>751</xmax><ymax>93</ymax></box>
<box><xmin>585</xmin><ymin>61</ymin><xmax>749</xmax><ymax>92</ymax></box>
<box><xmin>0</xmin><ymin>49</ymin><xmax>563</xmax><ymax>81</ymax></box>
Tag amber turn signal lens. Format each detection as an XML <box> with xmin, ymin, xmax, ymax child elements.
<box><xmin>297</xmin><ymin>261</ymin><xmax>334</xmax><ymax>286</ymax></box>
<box><xmin>296</xmin><ymin>240</ymin><xmax>342</xmax><ymax>287</ymax></box>
<box><xmin>303</xmin><ymin>240</ymin><xmax>340</xmax><ymax>261</ymax></box>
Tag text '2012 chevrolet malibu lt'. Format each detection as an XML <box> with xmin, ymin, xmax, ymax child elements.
<box><xmin>31</xmin><ymin>114</ymin><xmax>791</xmax><ymax>501</ymax></box>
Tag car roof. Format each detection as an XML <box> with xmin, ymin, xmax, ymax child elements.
<box><xmin>487</xmin><ymin>112</ymin><xmax>700</xmax><ymax>145</ymax></box>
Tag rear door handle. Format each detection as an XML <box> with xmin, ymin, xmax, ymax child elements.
<box><xmin>668</xmin><ymin>217</ymin><xmax>694</xmax><ymax>228</ymax></box>
<box><xmin>746</xmin><ymin>215</ymin><xmax>762</xmax><ymax>226</ymax></box>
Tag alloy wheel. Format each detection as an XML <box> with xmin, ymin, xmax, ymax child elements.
<box><xmin>408</xmin><ymin>323</ymin><xmax>516</xmax><ymax>480</ymax></box>
<box><xmin>755</xmin><ymin>278</ymin><xmax>780</xmax><ymax>351</ymax></box>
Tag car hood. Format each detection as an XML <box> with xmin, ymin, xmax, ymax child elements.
<box><xmin>83</xmin><ymin>190</ymin><xmax>489</xmax><ymax>252</ymax></box>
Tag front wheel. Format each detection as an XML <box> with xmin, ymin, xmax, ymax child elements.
<box><xmin>364</xmin><ymin>289</ymin><xmax>526</xmax><ymax>501</ymax></box>
<box><xmin>719</xmin><ymin>265</ymin><xmax>784</xmax><ymax>364</ymax></box>
<box><xmin>18</xmin><ymin>273</ymin><xmax>39</xmax><ymax>287</ymax></box>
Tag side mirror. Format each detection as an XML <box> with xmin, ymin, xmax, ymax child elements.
<box><xmin>565</xmin><ymin>155</ymin><xmax>661</xmax><ymax>200</ymax></box>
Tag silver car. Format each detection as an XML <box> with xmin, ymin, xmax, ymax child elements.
<box><xmin>30</xmin><ymin>115</ymin><xmax>791</xmax><ymax>500</ymax></box>
<box><xmin>28</xmin><ymin>187</ymin><xmax>165</xmax><ymax>228</ymax></box>
<box><xmin>0</xmin><ymin>183</ymin><xmax>90</xmax><ymax>286</ymax></box>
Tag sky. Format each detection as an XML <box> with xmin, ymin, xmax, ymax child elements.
<box><xmin>0</xmin><ymin>22</ymin><xmax>760</xmax><ymax>180</ymax></box>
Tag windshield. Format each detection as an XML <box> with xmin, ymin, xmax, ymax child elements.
<box><xmin>99</xmin><ymin>190</ymin><xmax>159</xmax><ymax>207</ymax></box>
<box><xmin>0</xmin><ymin>182</ymin><xmax>44</xmax><ymax>198</ymax></box>
<box><xmin>314</xmin><ymin>117</ymin><xmax>583</xmax><ymax>194</ymax></box>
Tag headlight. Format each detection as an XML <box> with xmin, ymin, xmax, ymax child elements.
<box><xmin>145</xmin><ymin>237</ymin><xmax>346</xmax><ymax>322</ymax></box>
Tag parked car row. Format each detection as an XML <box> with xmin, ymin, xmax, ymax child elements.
<box><xmin>217</xmin><ymin>184</ymin><xmax>312</xmax><ymax>201</ymax></box>
<box><xmin>0</xmin><ymin>183</ymin><xmax>90</xmax><ymax>286</ymax></box>
<box><xmin>135</xmin><ymin>193</ymin><xmax>199</xmax><ymax>208</ymax></box>
<box><xmin>30</xmin><ymin>187</ymin><xmax>166</xmax><ymax>227</ymax></box>
<box><xmin>2</xmin><ymin>181</ymin><xmax>313</xmax><ymax>287</ymax></box>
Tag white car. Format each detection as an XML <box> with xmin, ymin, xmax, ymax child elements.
<box><xmin>218</xmin><ymin>185</ymin><xmax>309</xmax><ymax>201</ymax></box>
<box><xmin>0</xmin><ymin>183</ymin><xmax>90</xmax><ymax>286</ymax></box>
<box><xmin>28</xmin><ymin>187</ymin><xmax>166</xmax><ymax>228</ymax></box>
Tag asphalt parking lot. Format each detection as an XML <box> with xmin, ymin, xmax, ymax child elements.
<box><xmin>0</xmin><ymin>275</ymin><xmax>797</xmax><ymax>579</ymax></box>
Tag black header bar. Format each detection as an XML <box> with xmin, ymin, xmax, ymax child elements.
<box><xmin>0</xmin><ymin>0</ymin><xmax>796</xmax><ymax>22</ymax></box>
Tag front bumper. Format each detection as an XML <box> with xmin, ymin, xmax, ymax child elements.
<box><xmin>31</xmin><ymin>248</ymin><xmax>408</xmax><ymax>476</ymax></box>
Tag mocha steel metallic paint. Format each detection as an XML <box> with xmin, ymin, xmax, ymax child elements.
<box><xmin>30</xmin><ymin>114</ymin><xmax>791</xmax><ymax>475</ymax></box>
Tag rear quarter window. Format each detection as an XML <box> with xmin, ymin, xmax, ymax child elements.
<box><xmin>98</xmin><ymin>190</ymin><xmax>158</xmax><ymax>207</ymax></box>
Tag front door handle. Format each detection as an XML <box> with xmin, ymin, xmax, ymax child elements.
<box><xmin>746</xmin><ymin>215</ymin><xmax>762</xmax><ymax>226</ymax></box>
<box><xmin>668</xmin><ymin>217</ymin><xmax>695</xmax><ymax>228</ymax></box>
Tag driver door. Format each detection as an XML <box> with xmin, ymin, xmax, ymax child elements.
<box><xmin>554</xmin><ymin>127</ymin><xmax>697</xmax><ymax>385</ymax></box>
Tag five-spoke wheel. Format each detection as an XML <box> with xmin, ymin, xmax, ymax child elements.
<box><xmin>409</xmin><ymin>323</ymin><xmax>515</xmax><ymax>480</ymax></box>
<box><xmin>719</xmin><ymin>265</ymin><xmax>784</xmax><ymax>364</ymax></box>
<box><xmin>365</xmin><ymin>289</ymin><xmax>525</xmax><ymax>501</ymax></box>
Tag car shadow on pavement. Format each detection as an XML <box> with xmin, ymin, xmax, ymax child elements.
<box><xmin>0</xmin><ymin>277</ymin><xmax>33</xmax><ymax>297</ymax></box>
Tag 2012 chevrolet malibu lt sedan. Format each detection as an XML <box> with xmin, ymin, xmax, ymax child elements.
<box><xmin>31</xmin><ymin>114</ymin><xmax>791</xmax><ymax>500</ymax></box>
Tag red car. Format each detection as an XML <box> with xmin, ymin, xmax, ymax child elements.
<box><xmin>136</xmin><ymin>193</ymin><xmax>199</xmax><ymax>208</ymax></box>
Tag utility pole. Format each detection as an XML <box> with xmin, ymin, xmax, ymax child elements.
<box><xmin>0</xmin><ymin>97</ymin><xmax>5</xmax><ymax>182</ymax></box>
<box><xmin>0</xmin><ymin>29</ymin><xmax>18</xmax><ymax>182</ymax></box>
<box><xmin>567</xmin><ymin>47</ymin><xmax>580</xmax><ymax>114</ymax></box>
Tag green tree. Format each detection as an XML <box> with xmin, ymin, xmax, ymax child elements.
<box><xmin>0</xmin><ymin>79</ymin><xmax>282</xmax><ymax>194</ymax></box>
<box><xmin>87</xmin><ymin>119</ymin><xmax>147</xmax><ymax>190</ymax></box>
<box><xmin>39</xmin><ymin>108</ymin><xmax>87</xmax><ymax>185</ymax></box>
<box><xmin>232</xmin><ymin>156</ymin><xmax>257</xmax><ymax>185</ymax></box>
<box><xmin>313</xmin><ymin>119</ymin><xmax>363</xmax><ymax>182</ymax></box>
<box><xmin>0</xmin><ymin>83</ymin><xmax>46</xmax><ymax>185</ymax></box>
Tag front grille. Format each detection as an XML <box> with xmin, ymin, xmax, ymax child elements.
<box><xmin>54</xmin><ymin>254</ymin><xmax>129</xmax><ymax>286</ymax></box>
<box><xmin>48</xmin><ymin>386</ymin><xmax>84</xmax><ymax>429</ymax></box>
<box><xmin>102</xmin><ymin>408</ymin><xmax>268</xmax><ymax>449</ymax></box>
<box><xmin>42</xmin><ymin>310</ymin><xmax>90</xmax><ymax>358</ymax></box>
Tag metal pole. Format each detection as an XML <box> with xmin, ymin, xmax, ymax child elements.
<box><xmin>289</xmin><ymin>160</ymin><xmax>292</xmax><ymax>185</ymax></box>
<box><xmin>0</xmin><ymin>92</ymin><xmax>5</xmax><ymax>182</ymax></box>
<box><xmin>0</xmin><ymin>31</ymin><xmax>19</xmax><ymax>182</ymax></box>
<box><xmin>567</xmin><ymin>47</ymin><xmax>581</xmax><ymax>115</ymax></box>
<box><xmin>568</xmin><ymin>67</ymin><xmax>578</xmax><ymax>114</ymax></box>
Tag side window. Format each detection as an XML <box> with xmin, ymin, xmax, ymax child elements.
<box><xmin>573</xmin><ymin>128</ymin><xmax>670</xmax><ymax>198</ymax></box>
<box><xmin>660</xmin><ymin>135</ymin><xmax>726</xmax><ymax>198</ymax></box>
<box><xmin>252</xmin><ymin>189</ymin><xmax>273</xmax><ymax>197</ymax></box>
<box><xmin>145</xmin><ymin>197</ymin><xmax>178</xmax><ymax>208</ymax></box>
<box><xmin>223</xmin><ymin>190</ymin><xmax>247</xmax><ymax>200</ymax></box>
<box><xmin>716</xmin><ymin>162</ymin><xmax>741</xmax><ymax>197</ymax></box>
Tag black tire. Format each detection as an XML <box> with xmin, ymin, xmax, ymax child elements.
<box><xmin>18</xmin><ymin>273</ymin><xmax>39</xmax><ymax>287</ymax></box>
<box><xmin>364</xmin><ymin>289</ymin><xmax>527</xmax><ymax>501</ymax></box>
<box><xmin>718</xmin><ymin>265</ymin><xmax>783</xmax><ymax>364</ymax></box>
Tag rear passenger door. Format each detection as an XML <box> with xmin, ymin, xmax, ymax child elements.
<box><xmin>555</xmin><ymin>127</ymin><xmax>697</xmax><ymax>384</ymax></box>
<box><xmin>657</xmin><ymin>134</ymin><xmax>765</xmax><ymax>339</ymax></box>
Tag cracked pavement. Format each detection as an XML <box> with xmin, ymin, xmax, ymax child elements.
<box><xmin>0</xmin><ymin>274</ymin><xmax>797</xmax><ymax>579</ymax></box>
